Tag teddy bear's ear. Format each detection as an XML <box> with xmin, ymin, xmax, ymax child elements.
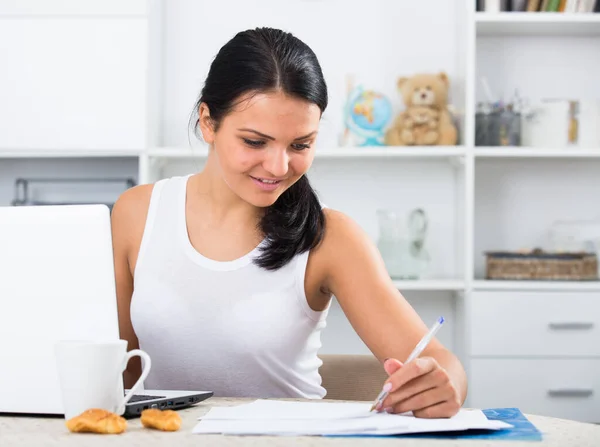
<box><xmin>438</xmin><ymin>72</ymin><xmax>449</xmax><ymax>85</ymax></box>
<box><xmin>397</xmin><ymin>77</ymin><xmax>409</xmax><ymax>89</ymax></box>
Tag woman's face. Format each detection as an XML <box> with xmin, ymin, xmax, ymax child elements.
<box><xmin>199</xmin><ymin>90</ymin><xmax>321</xmax><ymax>208</ymax></box>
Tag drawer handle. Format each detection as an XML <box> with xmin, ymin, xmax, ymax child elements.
<box><xmin>548</xmin><ymin>322</ymin><xmax>594</xmax><ymax>330</ymax></box>
<box><xmin>547</xmin><ymin>388</ymin><xmax>594</xmax><ymax>398</ymax></box>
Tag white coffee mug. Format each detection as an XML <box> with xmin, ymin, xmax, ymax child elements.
<box><xmin>54</xmin><ymin>339</ymin><xmax>151</xmax><ymax>420</ymax></box>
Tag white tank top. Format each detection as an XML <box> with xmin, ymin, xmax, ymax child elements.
<box><xmin>130</xmin><ymin>175</ymin><xmax>330</xmax><ymax>398</ymax></box>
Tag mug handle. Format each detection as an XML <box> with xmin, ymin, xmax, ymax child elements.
<box><xmin>116</xmin><ymin>349</ymin><xmax>151</xmax><ymax>415</ymax></box>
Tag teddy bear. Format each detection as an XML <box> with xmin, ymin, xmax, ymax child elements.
<box><xmin>384</xmin><ymin>72</ymin><xmax>457</xmax><ymax>146</ymax></box>
<box><xmin>402</xmin><ymin>106</ymin><xmax>440</xmax><ymax>145</ymax></box>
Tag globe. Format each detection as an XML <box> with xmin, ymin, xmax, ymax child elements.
<box><xmin>345</xmin><ymin>86</ymin><xmax>393</xmax><ymax>146</ymax></box>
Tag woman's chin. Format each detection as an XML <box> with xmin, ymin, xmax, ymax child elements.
<box><xmin>248</xmin><ymin>194</ymin><xmax>281</xmax><ymax>208</ymax></box>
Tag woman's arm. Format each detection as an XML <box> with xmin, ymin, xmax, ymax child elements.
<box><xmin>319</xmin><ymin>209</ymin><xmax>467</xmax><ymax>417</ymax></box>
<box><xmin>110</xmin><ymin>185</ymin><xmax>152</xmax><ymax>389</ymax></box>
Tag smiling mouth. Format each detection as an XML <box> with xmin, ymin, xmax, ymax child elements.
<box><xmin>250</xmin><ymin>176</ymin><xmax>283</xmax><ymax>184</ymax></box>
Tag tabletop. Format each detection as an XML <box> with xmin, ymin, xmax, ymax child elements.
<box><xmin>1</xmin><ymin>397</ymin><xmax>599</xmax><ymax>446</ymax></box>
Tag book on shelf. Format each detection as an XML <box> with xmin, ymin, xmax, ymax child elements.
<box><xmin>477</xmin><ymin>0</ymin><xmax>599</xmax><ymax>12</ymax></box>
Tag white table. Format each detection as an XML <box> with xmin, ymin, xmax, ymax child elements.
<box><xmin>1</xmin><ymin>398</ymin><xmax>599</xmax><ymax>446</ymax></box>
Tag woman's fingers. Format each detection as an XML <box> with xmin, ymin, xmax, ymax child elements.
<box><xmin>388</xmin><ymin>381</ymin><xmax>457</xmax><ymax>415</ymax></box>
<box><xmin>383</xmin><ymin>358</ymin><xmax>403</xmax><ymax>376</ymax></box>
<box><xmin>383</xmin><ymin>357</ymin><xmax>437</xmax><ymax>395</ymax></box>
<box><xmin>379</xmin><ymin>357</ymin><xmax>461</xmax><ymax>418</ymax></box>
<box><xmin>411</xmin><ymin>398</ymin><xmax>462</xmax><ymax>419</ymax></box>
<box><xmin>382</xmin><ymin>370</ymin><xmax>441</xmax><ymax>409</ymax></box>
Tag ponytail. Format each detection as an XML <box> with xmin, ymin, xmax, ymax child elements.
<box><xmin>255</xmin><ymin>175</ymin><xmax>325</xmax><ymax>270</ymax></box>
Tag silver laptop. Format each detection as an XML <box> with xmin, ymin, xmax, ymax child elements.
<box><xmin>0</xmin><ymin>204</ymin><xmax>212</xmax><ymax>418</ymax></box>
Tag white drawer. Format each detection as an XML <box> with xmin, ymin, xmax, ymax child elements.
<box><xmin>471</xmin><ymin>291</ymin><xmax>600</xmax><ymax>356</ymax></box>
<box><xmin>469</xmin><ymin>358</ymin><xmax>600</xmax><ymax>423</ymax></box>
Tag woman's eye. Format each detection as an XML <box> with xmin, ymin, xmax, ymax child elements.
<box><xmin>291</xmin><ymin>143</ymin><xmax>311</xmax><ymax>151</ymax></box>
<box><xmin>243</xmin><ymin>138</ymin><xmax>266</xmax><ymax>148</ymax></box>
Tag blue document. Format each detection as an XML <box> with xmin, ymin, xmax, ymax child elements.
<box><xmin>392</xmin><ymin>408</ymin><xmax>542</xmax><ymax>441</ymax></box>
<box><xmin>329</xmin><ymin>408</ymin><xmax>542</xmax><ymax>441</ymax></box>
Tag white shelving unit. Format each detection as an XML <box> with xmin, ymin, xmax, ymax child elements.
<box><xmin>476</xmin><ymin>11</ymin><xmax>600</xmax><ymax>36</ymax></box>
<box><xmin>475</xmin><ymin>146</ymin><xmax>600</xmax><ymax>158</ymax></box>
<box><xmin>2</xmin><ymin>0</ymin><xmax>600</xmax><ymax>422</ymax></box>
<box><xmin>472</xmin><ymin>279</ymin><xmax>600</xmax><ymax>291</ymax></box>
<box><xmin>391</xmin><ymin>279</ymin><xmax>465</xmax><ymax>292</ymax></box>
<box><xmin>145</xmin><ymin>145</ymin><xmax>467</xmax><ymax>160</ymax></box>
<box><xmin>0</xmin><ymin>149</ymin><xmax>143</xmax><ymax>158</ymax></box>
<box><xmin>466</xmin><ymin>5</ymin><xmax>600</xmax><ymax>424</ymax></box>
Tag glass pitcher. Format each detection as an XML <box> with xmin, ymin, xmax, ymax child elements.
<box><xmin>376</xmin><ymin>208</ymin><xmax>430</xmax><ymax>279</ymax></box>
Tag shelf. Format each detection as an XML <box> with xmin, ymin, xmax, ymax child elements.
<box><xmin>146</xmin><ymin>146</ymin><xmax>466</xmax><ymax>160</ymax></box>
<box><xmin>475</xmin><ymin>147</ymin><xmax>600</xmax><ymax>158</ymax></box>
<box><xmin>0</xmin><ymin>148</ymin><xmax>143</xmax><ymax>158</ymax></box>
<box><xmin>476</xmin><ymin>12</ymin><xmax>600</xmax><ymax>37</ymax></box>
<box><xmin>392</xmin><ymin>279</ymin><xmax>465</xmax><ymax>291</ymax></box>
<box><xmin>473</xmin><ymin>280</ymin><xmax>600</xmax><ymax>292</ymax></box>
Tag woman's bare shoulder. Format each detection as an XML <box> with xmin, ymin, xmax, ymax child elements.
<box><xmin>321</xmin><ymin>208</ymin><xmax>367</xmax><ymax>247</ymax></box>
<box><xmin>311</xmin><ymin>208</ymin><xmax>371</xmax><ymax>266</ymax></box>
<box><xmin>110</xmin><ymin>183</ymin><xmax>155</xmax><ymax>255</ymax></box>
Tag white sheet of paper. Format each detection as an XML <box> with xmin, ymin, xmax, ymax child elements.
<box><xmin>193</xmin><ymin>416</ymin><xmax>410</xmax><ymax>436</ymax></box>
<box><xmin>193</xmin><ymin>400</ymin><xmax>513</xmax><ymax>436</ymax></box>
<box><xmin>200</xmin><ymin>399</ymin><xmax>372</xmax><ymax>420</ymax></box>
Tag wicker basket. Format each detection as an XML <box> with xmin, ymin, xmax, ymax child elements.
<box><xmin>485</xmin><ymin>250</ymin><xmax>598</xmax><ymax>281</ymax></box>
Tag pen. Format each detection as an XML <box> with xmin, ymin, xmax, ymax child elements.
<box><xmin>370</xmin><ymin>316</ymin><xmax>445</xmax><ymax>412</ymax></box>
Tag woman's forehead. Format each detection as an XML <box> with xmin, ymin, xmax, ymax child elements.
<box><xmin>226</xmin><ymin>91</ymin><xmax>321</xmax><ymax>135</ymax></box>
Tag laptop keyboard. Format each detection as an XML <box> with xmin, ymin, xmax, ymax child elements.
<box><xmin>128</xmin><ymin>394</ymin><xmax>166</xmax><ymax>403</ymax></box>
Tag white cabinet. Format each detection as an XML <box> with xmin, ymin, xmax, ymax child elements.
<box><xmin>470</xmin><ymin>358</ymin><xmax>600</xmax><ymax>423</ymax></box>
<box><xmin>471</xmin><ymin>291</ymin><xmax>600</xmax><ymax>356</ymax></box>
<box><xmin>469</xmin><ymin>290</ymin><xmax>600</xmax><ymax>422</ymax></box>
<box><xmin>0</xmin><ymin>3</ymin><xmax>148</xmax><ymax>151</ymax></box>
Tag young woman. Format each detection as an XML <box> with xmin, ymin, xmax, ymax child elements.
<box><xmin>111</xmin><ymin>27</ymin><xmax>467</xmax><ymax>418</ymax></box>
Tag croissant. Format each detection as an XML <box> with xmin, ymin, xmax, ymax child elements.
<box><xmin>141</xmin><ymin>408</ymin><xmax>182</xmax><ymax>431</ymax></box>
<box><xmin>65</xmin><ymin>408</ymin><xmax>127</xmax><ymax>434</ymax></box>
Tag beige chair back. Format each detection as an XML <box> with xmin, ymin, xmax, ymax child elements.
<box><xmin>318</xmin><ymin>354</ymin><xmax>388</xmax><ymax>402</ymax></box>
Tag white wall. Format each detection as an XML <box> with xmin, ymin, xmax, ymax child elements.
<box><xmin>0</xmin><ymin>14</ymin><xmax>148</xmax><ymax>150</ymax></box>
<box><xmin>476</xmin><ymin>36</ymin><xmax>600</xmax><ymax>104</ymax></box>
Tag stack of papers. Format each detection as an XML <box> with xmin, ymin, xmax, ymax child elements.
<box><xmin>192</xmin><ymin>400</ymin><xmax>513</xmax><ymax>436</ymax></box>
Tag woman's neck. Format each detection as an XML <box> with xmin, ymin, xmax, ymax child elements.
<box><xmin>187</xmin><ymin>154</ymin><xmax>262</xmax><ymax>235</ymax></box>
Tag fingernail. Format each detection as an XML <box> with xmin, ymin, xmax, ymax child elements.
<box><xmin>375</xmin><ymin>402</ymin><xmax>383</xmax><ymax>411</ymax></box>
<box><xmin>384</xmin><ymin>407</ymin><xmax>394</xmax><ymax>414</ymax></box>
<box><xmin>382</xmin><ymin>382</ymin><xmax>392</xmax><ymax>393</ymax></box>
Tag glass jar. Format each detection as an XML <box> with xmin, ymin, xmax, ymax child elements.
<box><xmin>376</xmin><ymin>208</ymin><xmax>430</xmax><ymax>280</ymax></box>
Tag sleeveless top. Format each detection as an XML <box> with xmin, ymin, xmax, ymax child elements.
<box><xmin>129</xmin><ymin>175</ymin><xmax>330</xmax><ymax>398</ymax></box>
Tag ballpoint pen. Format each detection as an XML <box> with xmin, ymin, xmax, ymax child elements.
<box><xmin>370</xmin><ymin>316</ymin><xmax>445</xmax><ymax>412</ymax></box>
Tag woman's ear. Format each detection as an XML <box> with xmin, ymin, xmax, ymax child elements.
<box><xmin>198</xmin><ymin>103</ymin><xmax>215</xmax><ymax>144</ymax></box>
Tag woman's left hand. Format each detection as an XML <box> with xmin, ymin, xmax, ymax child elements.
<box><xmin>377</xmin><ymin>357</ymin><xmax>462</xmax><ymax>418</ymax></box>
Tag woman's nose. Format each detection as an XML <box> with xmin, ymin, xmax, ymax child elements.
<box><xmin>263</xmin><ymin>148</ymin><xmax>289</xmax><ymax>178</ymax></box>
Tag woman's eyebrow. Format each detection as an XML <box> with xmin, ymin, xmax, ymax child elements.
<box><xmin>238</xmin><ymin>128</ymin><xmax>275</xmax><ymax>140</ymax></box>
<box><xmin>238</xmin><ymin>129</ymin><xmax>317</xmax><ymax>141</ymax></box>
<box><xmin>294</xmin><ymin>131</ymin><xmax>317</xmax><ymax>141</ymax></box>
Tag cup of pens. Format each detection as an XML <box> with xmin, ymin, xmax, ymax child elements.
<box><xmin>476</xmin><ymin>102</ymin><xmax>521</xmax><ymax>147</ymax></box>
<box><xmin>475</xmin><ymin>77</ymin><xmax>522</xmax><ymax>147</ymax></box>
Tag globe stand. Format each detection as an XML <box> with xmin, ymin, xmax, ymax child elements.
<box><xmin>343</xmin><ymin>85</ymin><xmax>392</xmax><ymax>148</ymax></box>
